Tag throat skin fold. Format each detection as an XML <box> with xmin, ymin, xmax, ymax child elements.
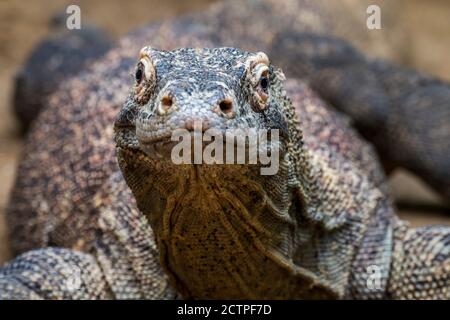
<box><xmin>118</xmin><ymin>144</ymin><xmax>338</xmax><ymax>299</ymax></box>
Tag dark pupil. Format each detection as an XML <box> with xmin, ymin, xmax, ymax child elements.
<box><xmin>260</xmin><ymin>77</ymin><xmax>269</xmax><ymax>90</ymax></box>
<box><xmin>135</xmin><ymin>67</ymin><xmax>143</xmax><ymax>83</ymax></box>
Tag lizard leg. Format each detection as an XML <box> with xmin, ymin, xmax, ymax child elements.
<box><xmin>387</xmin><ymin>222</ymin><xmax>449</xmax><ymax>299</ymax></box>
<box><xmin>1</xmin><ymin>172</ymin><xmax>177</xmax><ymax>300</ymax></box>
<box><xmin>0</xmin><ymin>248</ymin><xmax>111</xmax><ymax>299</ymax></box>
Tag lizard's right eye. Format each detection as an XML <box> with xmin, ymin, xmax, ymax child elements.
<box><xmin>134</xmin><ymin>52</ymin><xmax>156</xmax><ymax>104</ymax></box>
<box><xmin>136</xmin><ymin>55</ymin><xmax>156</xmax><ymax>86</ymax></box>
<box><xmin>135</xmin><ymin>64</ymin><xmax>144</xmax><ymax>84</ymax></box>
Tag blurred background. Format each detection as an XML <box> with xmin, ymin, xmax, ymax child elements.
<box><xmin>0</xmin><ymin>0</ymin><xmax>449</xmax><ymax>263</ymax></box>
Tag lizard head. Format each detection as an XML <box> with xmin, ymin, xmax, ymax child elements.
<box><xmin>113</xmin><ymin>47</ymin><xmax>330</xmax><ymax>299</ymax></box>
<box><xmin>115</xmin><ymin>47</ymin><xmax>290</xmax><ymax>164</ymax></box>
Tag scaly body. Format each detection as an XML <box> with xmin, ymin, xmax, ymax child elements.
<box><xmin>1</xmin><ymin>0</ymin><xmax>449</xmax><ymax>299</ymax></box>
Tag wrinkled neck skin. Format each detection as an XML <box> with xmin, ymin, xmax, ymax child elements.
<box><xmin>117</xmin><ymin>133</ymin><xmax>337</xmax><ymax>299</ymax></box>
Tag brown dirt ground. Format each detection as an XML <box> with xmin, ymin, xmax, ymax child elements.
<box><xmin>0</xmin><ymin>0</ymin><xmax>449</xmax><ymax>264</ymax></box>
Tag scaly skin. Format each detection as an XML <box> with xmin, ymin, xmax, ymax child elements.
<box><xmin>13</xmin><ymin>0</ymin><xmax>450</xmax><ymax>201</ymax></box>
<box><xmin>115</xmin><ymin>47</ymin><xmax>449</xmax><ymax>299</ymax></box>
<box><xmin>270</xmin><ymin>32</ymin><xmax>450</xmax><ymax>200</ymax></box>
<box><xmin>2</xmin><ymin>46</ymin><xmax>449</xmax><ymax>299</ymax></box>
<box><xmin>13</xmin><ymin>20</ymin><xmax>113</xmax><ymax>132</ymax></box>
<box><xmin>1</xmin><ymin>1</ymin><xmax>449</xmax><ymax>299</ymax></box>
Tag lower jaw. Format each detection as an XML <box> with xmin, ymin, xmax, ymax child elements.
<box><xmin>139</xmin><ymin>140</ymin><xmax>178</xmax><ymax>160</ymax></box>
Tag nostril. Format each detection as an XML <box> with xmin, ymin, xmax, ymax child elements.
<box><xmin>161</xmin><ymin>96</ymin><xmax>173</xmax><ymax>111</ymax></box>
<box><xmin>219</xmin><ymin>99</ymin><xmax>233</xmax><ymax>114</ymax></box>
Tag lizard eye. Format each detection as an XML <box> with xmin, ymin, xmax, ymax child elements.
<box><xmin>134</xmin><ymin>52</ymin><xmax>156</xmax><ymax>104</ymax></box>
<box><xmin>135</xmin><ymin>63</ymin><xmax>144</xmax><ymax>84</ymax></box>
<box><xmin>246</xmin><ymin>52</ymin><xmax>271</xmax><ymax>112</ymax></box>
<box><xmin>136</xmin><ymin>55</ymin><xmax>155</xmax><ymax>84</ymax></box>
<box><xmin>251</xmin><ymin>63</ymin><xmax>270</xmax><ymax>111</ymax></box>
<box><xmin>259</xmin><ymin>73</ymin><xmax>269</xmax><ymax>91</ymax></box>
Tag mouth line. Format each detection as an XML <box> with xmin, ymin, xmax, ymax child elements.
<box><xmin>137</xmin><ymin>129</ymin><xmax>226</xmax><ymax>146</ymax></box>
<box><xmin>114</xmin><ymin>123</ymin><xmax>135</xmax><ymax>129</ymax></box>
<box><xmin>138</xmin><ymin>133</ymin><xmax>173</xmax><ymax>146</ymax></box>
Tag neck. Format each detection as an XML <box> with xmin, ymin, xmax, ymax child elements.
<box><xmin>122</xmin><ymin>147</ymin><xmax>336</xmax><ymax>298</ymax></box>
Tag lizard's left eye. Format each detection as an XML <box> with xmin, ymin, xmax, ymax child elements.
<box><xmin>245</xmin><ymin>52</ymin><xmax>270</xmax><ymax>112</ymax></box>
<box><xmin>251</xmin><ymin>66</ymin><xmax>270</xmax><ymax>111</ymax></box>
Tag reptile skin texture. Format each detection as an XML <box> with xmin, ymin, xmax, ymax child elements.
<box><xmin>13</xmin><ymin>21</ymin><xmax>113</xmax><ymax>132</ymax></box>
<box><xmin>1</xmin><ymin>0</ymin><xmax>448</xmax><ymax>299</ymax></box>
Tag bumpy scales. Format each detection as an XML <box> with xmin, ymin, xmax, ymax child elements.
<box><xmin>2</xmin><ymin>46</ymin><xmax>449</xmax><ymax>299</ymax></box>
<box><xmin>2</xmin><ymin>0</ymin><xmax>449</xmax><ymax>299</ymax></box>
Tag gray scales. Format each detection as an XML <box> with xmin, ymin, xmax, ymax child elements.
<box><xmin>1</xmin><ymin>0</ymin><xmax>449</xmax><ymax>299</ymax></box>
<box><xmin>13</xmin><ymin>13</ymin><xmax>113</xmax><ymax>132</ymax></box>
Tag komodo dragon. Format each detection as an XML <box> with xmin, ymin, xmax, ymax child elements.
<box><xmin>11</xmin><ymin>0</ymin><xmax>450</xmax><ymax>200</ymax></box>
<box><xmin>1</xmin><ymin>0</ymin><xmax>449</xmax><ymax>299</ymax></box>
